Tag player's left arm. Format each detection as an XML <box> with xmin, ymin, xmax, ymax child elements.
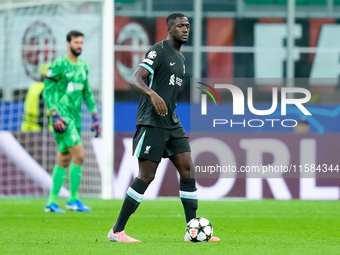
<box><xmin>83</xmin><ymin>67</ymin><xmax>101</xmax><ymax>137</ymax></box>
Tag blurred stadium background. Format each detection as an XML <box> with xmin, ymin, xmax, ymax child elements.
<box><xmin>0</xmin><ymin>0</ymin><xmax>340</xmax><ymax>200</ymax></box>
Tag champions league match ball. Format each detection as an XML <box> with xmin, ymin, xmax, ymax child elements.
<box><xmin>185</xmin><ymin>217</ymin><xmax>213</xmax><ymax>242</ymax></box>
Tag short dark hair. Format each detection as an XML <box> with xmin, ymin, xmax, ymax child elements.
<box><xmin>66</xmin><ymin>30</ymin><xmax>84</xmax><ymax>42</ymax></box>
<box><xmin>166</xmin><ymin>13</ymin><xmax>186</xmax><ymax>27</ymax></box>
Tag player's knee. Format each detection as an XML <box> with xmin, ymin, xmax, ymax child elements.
<box><xmin>179</xmin><ymin>168</ymin><xmax>191</xmax><ymax>179</ymax></box>
<box><xmin>79</xmin><ymin>150</ymin><xmax>85</xmax><ymax>162</ymax></box>
<box><xmin>58</xmin><ymin>154</ymin><xmax>72</xmax><ymax>168</ymax></box>
<box><xmin>139</xmin><ymin>173</ymin><xmax>155</xmax><ymax>183</ymax></box>
<box><xmin>74</xmin><ymin>151</ymin><xmax>85</xmax><ymax>165</ymax></box>
<box><xmin>177</xmin><ymin>163</ymin><xmax>192</xmax><ymax>179</ymax></box>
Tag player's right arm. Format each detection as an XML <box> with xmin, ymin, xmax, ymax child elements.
<box><xmin>129</xmin><ymin>67</ymin><xmax>168</xmax><ymax>116</ymax></box>
<box><xmin>129</xmin><ymin>47</ymin><xmax>168</xmax><ymax>116</ymax></box>
<box><xmin>42</xmin><ymin>61</ymin><xmax>62</xmax><ymax>112</ymax></box>
<box><xmin>42</xmin><ymin>60</ymin><xmax>67</xmax><ymax>133</ymax></box>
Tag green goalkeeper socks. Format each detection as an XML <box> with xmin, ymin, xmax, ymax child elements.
<box><xmin>68</xmin><ymin>163</ymin><xmax>82</xmax><ymax>203</ymax></box>
<box><xmin>47</xmin><ymin>165</ymin><xmax>67</xmax><ymax>205</ymax></box>
<box><xmin>46</xmin><ymin>163</ymin><xmax>82</xmax><ymax>205</ymax></box>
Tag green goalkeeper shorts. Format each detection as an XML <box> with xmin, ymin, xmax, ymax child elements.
<box><xmin>53</xmin><ymin>119</ymin><xmax>82</xmax><ymax>153</ymax></box>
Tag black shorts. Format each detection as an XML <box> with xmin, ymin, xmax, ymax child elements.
<box><xmin>132</xmin><ymin>125</ymin><xmax>191</xmax><ymax>163</ymax></box>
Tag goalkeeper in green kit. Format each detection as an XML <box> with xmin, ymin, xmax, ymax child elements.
<box><xmin>43</xmin><ymin>30</ymin><xmax>101</xmax><ymax>213</ymax></box>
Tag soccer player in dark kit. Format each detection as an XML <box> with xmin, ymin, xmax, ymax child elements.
<box><xmin>107</xmin><ymin>13</ymin><xmax>220</xmax><ymax>242</ymax></box>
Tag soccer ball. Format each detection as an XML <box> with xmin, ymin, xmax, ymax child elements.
<box><xmin>185</xmin><ymin>217</ymin><xmax>213</xmax><ymax>242</ymax></box>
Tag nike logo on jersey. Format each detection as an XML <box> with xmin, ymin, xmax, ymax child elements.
<box><xmin>66</xmin><ymin>72</ymin><xmax>73</xmax><ymax>77</ymax></box>
<box><xmin>170</xmin><ymin>62</ymin><xmax>176</xmax><ymax>66</ymax></box>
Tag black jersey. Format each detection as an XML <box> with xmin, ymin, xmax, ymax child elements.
<box><xmin>136</xmin><ymin>40</ymin><xmax>185</xmax><ymax>129</ymax></box>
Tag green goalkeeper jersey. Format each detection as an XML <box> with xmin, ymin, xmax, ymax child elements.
<box><xmin>43</xmin><ymin>55</ymin><xmax>97</xmax><ymax>127</ymax></box>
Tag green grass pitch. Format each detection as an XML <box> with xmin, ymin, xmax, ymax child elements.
<box><xmin>0</xmin><ymin>198</ymin><xmax>339</xmax><ymax>255</ymax></box>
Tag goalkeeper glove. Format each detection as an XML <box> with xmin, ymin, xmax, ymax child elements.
<box><xmin>51</xmin><ymin>110</ymin><xmax>67</xmax><ymax>133</ymax></box>
<box><xmin>91</xmin><ymin>113</ymin><xmax>101</xmax><ymax>137</ymax></box>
